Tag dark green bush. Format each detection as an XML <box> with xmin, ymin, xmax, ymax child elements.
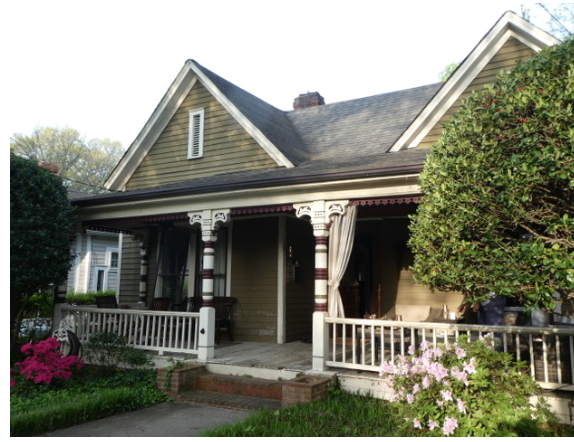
<box><xmin>83</xmin><ymin>331</ymin><xmax>153</xmax><ymax>370</ymax></box>
<box><xmin>65</xmin><ymin>290</ymin><xmax>116</xmax><ymax>306</ymax></box>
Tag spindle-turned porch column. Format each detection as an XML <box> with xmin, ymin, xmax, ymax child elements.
<box><xmin>294</xmin><ymin>200</ymin><xmax>347</xmax><ymax>371</ymax></box>
<box><xmin>189</xmin><ymin>209</ymin><xmax>230</xmax><ymax>360</ymax></box>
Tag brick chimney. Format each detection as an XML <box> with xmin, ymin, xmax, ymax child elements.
<box><xmin>293</xmin><ymin>92</ymin><xmax>325</xmax><ymax>110</ymax></box>
<box><xmin>38</xmin><ymin>162</ymin><xmax>59</xmax><ymax>174</ymax></box>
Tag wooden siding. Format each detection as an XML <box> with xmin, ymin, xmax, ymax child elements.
<box><xmin>416</xmin><ymin>37</ymin><xmax>538</xmax><ymax>150</ymax></box>
<box><xmin>119</xmin><ymin>234</ymin><xmax>145</xmax><ymax>304</ymax></box>
<box><xmin>285</xmin><ymin>216</ymin><xmax>314</xmax><ymax>342</ymax></box>
<box><xmin>355</xmin><ymin>218</ymin><xmax>463</xmax><ymax>317</ymax></box>
<box><xmin>230</xmin><ymin>217</ymin><xmax>279</xmax><ymax>342</ymax></box>
<box><xmin>126</xmin><ymin>81</ymin><xmax>279</xmax><ymax>190</ymax></box>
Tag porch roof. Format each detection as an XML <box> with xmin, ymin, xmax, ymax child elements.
<box><xmin>73</xmin><ymin>148</ymin><xmax>429</xmax><ymax>207</ymax></box>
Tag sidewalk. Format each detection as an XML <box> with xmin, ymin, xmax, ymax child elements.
<box><xmin>43</xmin><ymin>402</ymin><xmax>251</xmax><ymax>437</ymax></box>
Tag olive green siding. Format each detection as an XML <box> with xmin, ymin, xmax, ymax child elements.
<box><xmin>118</xmin><ymin>235</ymin><xmax>144</xmax><ymax>304</ymax></box>
<box><xmin>416</xmin><ymin>37</ymin><xmax>538</xmax><ymax>150</ymax></box>
<box><xmin>354</xmin><ymin>219</ymin><xmax>463</xmax><ymax>317</ymax></box>
<box><xmin>285</xmin><ymin>216</ymin><xmax>314</xmax><ymax>342</ymax></box>
<box><xmin>230</xmin><ymin>217</ymin><xmax>279</xmax><ymax>342</ymax></box>
<box><xmin>126</xmin><ymin>81</ymin><xmax>279</xmax><ymax>190</ymax></box>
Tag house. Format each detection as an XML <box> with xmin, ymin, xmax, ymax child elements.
<box><xmin>57</xmin><ymin>192</ymin><xmax>121</xmax><ymax>298</ymax></box>
<box><xmin>70</xmin><ymin>12</ymin><xmax>559</xmax><ymax>359</ymax></box>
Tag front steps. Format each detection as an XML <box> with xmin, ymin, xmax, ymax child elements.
<box><xmin>158</xmin><ymin>364</ymin><xmax>333</xmax><ymax>412</ymax></box>
<box><xmin>181</xmin><ymin>372</ymin><xmax>283</xmax><ymax>411</ymax></box>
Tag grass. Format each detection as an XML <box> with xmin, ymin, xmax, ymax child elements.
<box><xmin>10</xmin><ymin>366</ymin><xmax>170</xmax><ymax>437</ymax></box>
<box><xmin>202</xmin><ymin>387</ymin><xmax>574</xmax><ymax>437</ymax></box>
<box><xmin>202</xmin><ymin>389</ymin><xmax>401</xmax><ymax>437</ymax></box>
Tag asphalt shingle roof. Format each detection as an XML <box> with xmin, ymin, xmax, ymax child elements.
<box><xmin>74</xmin><ymin>64</ymin><xmax>443</xmax><ymax>204</ymax></box>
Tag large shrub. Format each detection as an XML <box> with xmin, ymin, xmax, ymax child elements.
<box><xmin>408</xmin><ymin>39</ymin><xmax>574</xmax><ymax>310</ymax></box>
<box><xmin>10</xmin><ymin>153</ymin><xmax>75</xmax><ymax>349</ymax></box>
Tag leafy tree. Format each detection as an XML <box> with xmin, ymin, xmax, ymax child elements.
<box><xmin>408</xmin><ymin>38</ymin><xmax>574</xmax><ymax>312</ymax></box>
<box><xmin>534</xmin><ymin>3</ymin><xmax>573</xmax><ymax>40</ymax></box>
<box><xmin>438</xmin><ymin>62</ymin><xmax>459</xmax><ymax>82</ymax></box>
<box><xmin>10</xmin><ymin>127</ymin><xmax>124</xmax><ymax>195</ymax></box>
<box><xmin>11</xmin><ymin>153</ymin><xmax>75</xmax><ymax>350</ymax></box>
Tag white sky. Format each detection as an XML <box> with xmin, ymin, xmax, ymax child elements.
<box><xmin>5</xmin><ymin>1</ymin><xmax>558</xmax><ymax>149</ymax></box>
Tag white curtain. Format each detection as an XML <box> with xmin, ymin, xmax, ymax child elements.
<box><xmin>327</xmin><ymin>205</ymin><xmax>357</xmax><ymax>318</ymax></box>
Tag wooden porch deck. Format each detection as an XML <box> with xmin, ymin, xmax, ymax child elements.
<box><xmin>155</xmin><ymin>340</ymin><xmax>316</xmax><ymax>375</ymax></box>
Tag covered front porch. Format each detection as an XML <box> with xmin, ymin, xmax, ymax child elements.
<box><xmin>54</xmin><ymin>303</ymin><xmax>574</xmax><ymax>389</ymax></box>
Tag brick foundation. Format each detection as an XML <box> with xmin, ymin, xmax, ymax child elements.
<box><xmin>157</xmin><ymin>364</ymin><xmax>206</xmax><ymax>399</ymax></box>
<box><xmin>281</xmin><ymin>375</ymin><xmax>332</xmax><ymax>407</ymax></box>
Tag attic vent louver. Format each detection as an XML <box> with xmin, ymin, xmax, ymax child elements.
<box><xmin>188</xmin><ymin>108</ymin><xmax>204</xmax><ymax>159</ymax></box>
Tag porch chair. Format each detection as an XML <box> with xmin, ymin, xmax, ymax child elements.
<box><xmin>213</xmin><ymin>297</ymin><xmax>237</xmax><ymax>344</ymax></box>
<box><xmin>95</xmin><ymin>296</ymin><xmax>118</xmax><ymax>309</ymax></box>
<box><xmin>150</xmin><ymin>297</ymin><xmax>171</xmax><ymax>311</ymax></box>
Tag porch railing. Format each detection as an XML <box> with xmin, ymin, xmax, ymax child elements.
<box><xmin>59</xmin><ymin>305</ymin><xmax>201</xmax><ymax>356</ymax></box>
<box><xmin>326</xmin><ymin>317</ymin><xmax>574</xmax><ymax>391</ymax></box>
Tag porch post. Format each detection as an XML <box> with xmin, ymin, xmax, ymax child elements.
<box><xmin>131</xmin><ymin>234</ymin><xmax>147</xmax><ymax>305</ymax></box>
<box><xmin>294</xmin><ymin>201</ymin><xmax>347</xmax><ymax>371</ymax></box>
<box><xmin>189</xmin><ymin>209</ymin><xmax>230</xmax><ymax>361</ymax></box>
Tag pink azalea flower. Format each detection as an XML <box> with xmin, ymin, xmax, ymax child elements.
<box><xmin>442</xmin><ymin>417</ymin><xmax>458</xmax><ymax>436</ymax></box>
<box><xmin>463</xmin><ymin>361</ymin><xmax>477</xmax><ymax>375</ymax></box>
<box><xmin>413</xmin><ymin>383</ymin><xmax>421</xmax><ymax>394</ymax></box>
<box><xmin>422</xmin><ymin>375</ymin><xmax>431</xmax><ymax>389</ymax></box>
<box><xmin>413</xmin><ymin>418</ymin><xmax>422</xmax><ymax>429</ymax></box>
<box><xmin>407</xmin><ymin>393</ymin><xmax>415</xmax><ymax>404</ymax></box>
<box><xmin>455</xmin><ymin>347</ymin><xmax>466</xmax><ymax>359</ymax></box>
<box><xmin>441</xmin><ymin>390</ymin><xmax>453</xmax><ymax>401</ymax></box>
<box><xmin>428</xmin><ymin>420</ymin><xmax>439</xmax><ymax>430</ymax></box>
<box><xmin>457</xmin><ymin>398</ymin><xmax>466</xmax><ymax>414</ymax></box>
<box><xmin>420</xmin><ymin>340</ymin><xmax>429</xmax><ymax>351</ymax></box>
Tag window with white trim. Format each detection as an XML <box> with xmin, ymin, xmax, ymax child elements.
<box><xmin>188</xmin><ymin>108</ymin><xmax>204</xmax><ymax>159</ymax></box>
<box><xmin>105</xmin><ymin>247</ymin><xmax>119</xmax><ymax>268</ymax></box>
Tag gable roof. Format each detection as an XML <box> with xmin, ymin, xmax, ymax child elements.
<box><xmin>106</xmin><ymin>60</ymin><xmax>309</xmax><ymax>191</ymax></box>
<box><xmin>101</xmin><ymin>11</ymin><xmax>558</xmax><ymax>200</ymax></box>
<box><xmin>389</xmin><ymin>10</ymin><xmax>560</xmax><ymax>152</ymax></box>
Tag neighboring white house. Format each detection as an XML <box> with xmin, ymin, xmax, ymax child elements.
<box><xmin>66</xmin><ymin>230</ymin><xmax>121</xmax><ymax>294</ymax></box>
<box><xmin>65</xmin><ymin>192</ymin><xmax>122</xmax><ymax>295</ymax></box>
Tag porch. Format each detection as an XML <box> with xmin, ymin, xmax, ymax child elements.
<box><xmin>55</xmin><ymin>304</ymin><xmax>574</xmax><ymax>391</ymax></box>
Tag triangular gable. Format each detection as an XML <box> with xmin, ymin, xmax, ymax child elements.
<box><xmin>105</xmin><ymin>60</ymin><xmax>296</xmax><ymax>191</ymax></box>
<box><xmin>389</xmin><ymin>11</ymin><xmax>560</xmax><ymax>152</ymax></box>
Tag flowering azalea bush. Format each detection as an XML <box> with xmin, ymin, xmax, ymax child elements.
<box><xmin>13</xmin><ymin>337</ymin><xmax>83</xmax><ymax>386</ymax></box>
<box><xmin>379</xmin><ymin>334</ymin><xmax>557</xmax><ymax>437</ymax></box>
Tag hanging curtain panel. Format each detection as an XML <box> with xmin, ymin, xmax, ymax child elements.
<box><xmin>327</xmin><ymin>205</ymin><xmax>357</xmax><ymax>318</ymax></box>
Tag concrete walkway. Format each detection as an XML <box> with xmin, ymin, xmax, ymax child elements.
<box><xmin>43</xmin><ymin>402</ymin><xmax>251</xmax><ymax>437</ymax></box>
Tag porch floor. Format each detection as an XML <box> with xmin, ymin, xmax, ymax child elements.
<box><xmin>153</xmin><ymin>339</ymin><xmax>316</xmax><ymax>375</ymax></box>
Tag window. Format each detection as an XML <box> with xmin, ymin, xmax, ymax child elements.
<box><xmin>188</xmin><ymin>108</ymin><xmax>204</xmax><ymax>159</ymax></box>
<box><xmin>106</xmin><ymin>247</ymin><xmax>119</xmax><ymax>268</ymax></box>
<box><xmin>155</xmin><ymin>229</ymin><xmax>191</xmax><ymax>306</ymax></box>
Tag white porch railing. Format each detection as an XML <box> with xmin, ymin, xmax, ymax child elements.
<box><xmin>59</xmin><ymin>305</ymin><xmax>201</xmax><ymax>356</ymax></box>
<box><xmin>326</xmin><ymin>317</ymin><xmax>574</xmax><ymax>391</ymax></box>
